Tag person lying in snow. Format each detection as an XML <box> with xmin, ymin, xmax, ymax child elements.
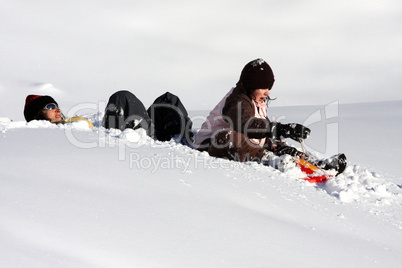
<box><xmin>193</xmin><ymin>58</ymin><xmax>346</xmax><ymax>173</ymax></box>
<box><xmin>23</xmin><ymin>94</ymin><xmax>94</xmax><ymax>127</ymax></box>
<box><xmin>23</xmin><ymin>91</ymin><xmax>193</xmax><ymax>146</ymax></box>
<box><xmin>102</xmin><ymin>90</ymin><xmax>193</xmax><ymax>146</ymax></box>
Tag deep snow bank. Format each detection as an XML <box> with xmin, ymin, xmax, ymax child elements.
<box><xmin>1</xmin><ymin>106</ymin><xmax>402</xmax><ymax>267</ymax></box>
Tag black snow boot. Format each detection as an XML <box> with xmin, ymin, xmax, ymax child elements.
<box><xmin>315</xmin><ymin>153</ymin><xmax>347</xmax><ymax>175</ymax></box>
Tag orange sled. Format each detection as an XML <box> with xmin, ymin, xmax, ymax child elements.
<box><xmin>294</xmin><ymin>158</ymin><xmax>333</xmax><ymax>183</ymax></box>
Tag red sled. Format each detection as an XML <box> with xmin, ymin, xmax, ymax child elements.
<box><xmin>294</xmin><ymin>158</ymin><xmax>333</xmax><ymax>183</ymax></box>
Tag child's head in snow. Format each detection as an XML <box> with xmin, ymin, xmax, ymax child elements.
<box><xmin>24</xmin><ymin>95</ymin><xmax>64</xmax><ymax>122</ymax></box>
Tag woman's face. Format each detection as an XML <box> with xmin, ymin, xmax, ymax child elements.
<box><xmin>251</xmin><ymin>89</ymin><xmax>270</xmax><ymax>103</ymax></box>
<box><xmin>42</xmin><ymin>103</ymin><xmax>62</xmax><ymax>122</ymax></box>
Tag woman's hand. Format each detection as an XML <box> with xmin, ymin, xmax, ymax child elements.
<box><xmin>268</xmin><ymin>122</ymin><xmax>311</xmax><ymax>141</ymax></box>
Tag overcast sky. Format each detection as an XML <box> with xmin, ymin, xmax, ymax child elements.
<box><xmin>1</xmin><ymin>0</ymin><xmax>401</xmax><ymax>120</ymax></box>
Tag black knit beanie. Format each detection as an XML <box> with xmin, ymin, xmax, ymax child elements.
<box><xmin>24</xmin><ymin>95</ymin><xmax>58</xmax><ymax>122</ymax></box>
<box><xmin>238</xmin><ymin>58</ymin><xmax>275</xmax><ymax>90</ymax></box>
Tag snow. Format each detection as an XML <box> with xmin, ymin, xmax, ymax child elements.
<box><xmin>1</xmin><ymin>1</ymin><xmax>401</xmax><ymax>265</ymax></box>
<box><xmin>1</xmin><ymin>101</ymin><xmax>402</xmax><ymax>267</ymax></box>
<box><xmin>29</xmin><ymin>83</ymin><xmax>65</xmax><ymax>96</ymax></box>
<box><xmin>1</xmin><ymin>1</ymin><xmax>402</xmax><ymax>120</ymax></box>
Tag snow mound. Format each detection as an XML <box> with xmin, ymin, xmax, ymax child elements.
<box><xmin>0</xmin><ymin>117</ymin><xmax>12</xmax><ymax>124</ymax></box>
<box><xmin>2</xmin><ymin>118</ymin><xmax>402</xmax><ymax>207</ymax></box>
<box><xmin>30</xmin><ymin>82</ymin><xmax>64</xmax><ymax>96</ymax></box>
<box><xmin>322</xmin><ymin>165</ymin><xmax>402</xmax><ymax>204</ymax></box>
<box><xmin>1</xmin><ymin>118</ymin><xmax>402</xmax><ymax>267</ymax></box>
<box><xmin>1</xmin><ymin>101</ymin><xmax>402</xmax><ymax>267</ymax></box>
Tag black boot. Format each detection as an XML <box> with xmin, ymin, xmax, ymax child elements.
<box><xmin>102</xmin><ymin>106</ymin><xmax>125</xmax><ymax>130</ymax></box>
<box><xmin>315</xmin><ymin>153</ymin><xmax>347</xmax><ymax>175</ymax></box>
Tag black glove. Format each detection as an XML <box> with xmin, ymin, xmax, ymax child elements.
<box><xmin>274</xmin><ymin>146</ymin><xmax>299</xmax><ymax>157</ymax></box>
<box><xmin>269</xmin><ymin>123</ymin><xmax>310</xmax><ymax>141</ymax></box>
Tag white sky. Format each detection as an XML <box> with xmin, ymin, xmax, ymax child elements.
<box><xmin>1</xmin><ymin>0</ymin><xmax>401</xmax><ymax>120</ymax></box>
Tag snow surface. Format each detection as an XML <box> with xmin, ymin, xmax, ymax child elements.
<box><xmin>1</xmin><ymin>101</ymin><xmax>402</xmax><ymax>267</ymax></box>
